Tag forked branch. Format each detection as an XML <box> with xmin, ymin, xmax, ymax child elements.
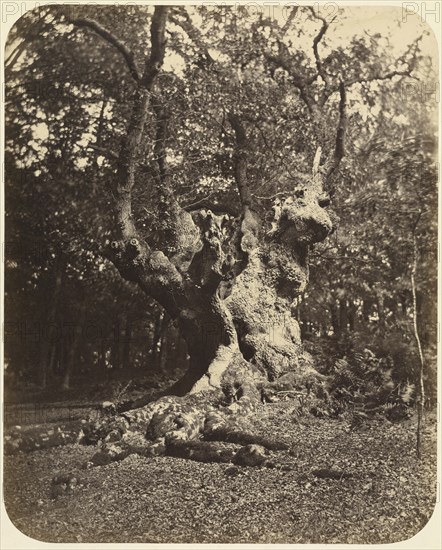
<box><xmin>115</xmin><ymin>7</ymin><xmax>169</xmax><ymax>239</ymax></box>
<box><xmin>266</xmin><ymin>41</ymin><xmax>314</xmax><ymax>113</ymax></box>
<box><xmin>71</xmin><ymin>17</ymin><xmax>141</xmax><ymax>82</ymax></box>
<box><xmin>309</xmin><ymin>7</ymin><xmax>336</xmax><ymax>88</ymax></box>
<box><xmin>323</xmin><ymin>35</ymin><xmax>421</xmax><ymax>101</ymax></box>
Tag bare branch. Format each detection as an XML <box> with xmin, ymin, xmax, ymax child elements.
<box><xmin>170</xmin><ymin>8</ymin><xmax>222</xmax><ymax>73</ymax></box>
<box><xmin>266</xmin><ymin>8</ymin><xmax>336</xmax><ymax>108</ymax></box>
<box><xmin>309</xmin><ymin>7</ymin><xmax>336</xmax><ymax>88</ymax></box>
<box><xmin>5</xmin><ymin>41</ymin><xmax>29</xmax><ymax>71</ymax></box>
<box><xmin>325</xmin><ymin>80</ymin><xmax>347</xmax><ymax>182</ymax></box>
<box><xmin>182</xmin><ymin>191</ymin><xmax>217</xmax><ymax>210</ymax></box>
<box><xmin>265</xmin><ymin>44</ymin><xmax>315</xmax><ymax>113</ymax></box>
<box><xmin>87</xmin><ymin>143</ymin><xmax>118</xmax><ymax>159</ymax></box>
<box><xmin>170</xmin><ymin>7</ymin><xmax>206</xmax><ymax>50</ymax></box>
<box><xmin>71</xmin><ymin>17</ymin><xmax>141</xmax><ymax>82</ymax></box>
<box><xmin>141</xmin><ymin>6</ymin><xmax>169</xmax><ymax>88</ymax></box>
<box><xmin>6</xmin><ymin>12</ymin><xmax>57</xmax><ymax>71</ymax></box>
<box><xmin>344</xmin><ymin>69</ymin><xmax>417</xmax><ymax>89</ymax></box>
<box><xmin>281</xmin><ymin>6</ymin><xmax>299</xmax><ymax>36</ymax></box>
<box><xmin>324</xmin><ymin>33</ymin><xmax>420</xmax><ymax>101</ymax></box>
<box><xmin>115</xmin><ymin>7</ymin><xmax>169</xmax><ymax>239</ymax></box>
<box><xmin>227</xmin><ymin>113</ymin><xmax>253</xmax><ymax>213</ymax></box>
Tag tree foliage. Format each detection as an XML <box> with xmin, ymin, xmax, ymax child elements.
<box><xmin>4</xmin><ymin>5</ymin><xmax>437</xmax><ymax>408</ymax></box>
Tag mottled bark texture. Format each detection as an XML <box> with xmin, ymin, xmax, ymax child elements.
<box><xmin>6</xmin><ymin>7</ymin><xmax>347</xmax><ymax>464</ymax></box>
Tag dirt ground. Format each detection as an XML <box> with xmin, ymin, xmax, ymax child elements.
<box><xmin>3</xmin><ymin>402</ymin><xmax>438</xmax><ymax>544</ymax></box>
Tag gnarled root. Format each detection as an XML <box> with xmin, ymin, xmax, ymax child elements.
<box><xmin>85</xmin><ymin>354</ymin><xmax>291</xmax><ymax>468</ymax></box>
<box><xmin>5</xmin><ymin>342</ymin><xmax>329</xmax><ymax>473</ymax></box>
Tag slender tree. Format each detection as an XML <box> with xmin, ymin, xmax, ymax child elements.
<box><xmin>411</xmin><ymin>212</ymin><xmax>425</xmax><ymax>458</ymax></box>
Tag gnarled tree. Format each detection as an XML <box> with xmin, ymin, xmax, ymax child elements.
<box><xmin>72</xmin><ymin>5</ymin><xmax>346</xmax><ymax>464</ymax></box>
<box><xmin>5</xmin><ymin>5</ymin><xmax>418</xmax><ymax>464</ymax></box>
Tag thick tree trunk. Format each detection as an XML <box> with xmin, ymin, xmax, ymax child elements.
<box><xmin>168</xmin><ymin>297</ymin><xmax>237</xmax><ymax>395</ymax></box>
<box><xmin>39</xmin><ymin>256</ymin><xmax>65</xmax><ymax>388</ymax></box>
<box><xmin>76</xmin><ymin>124</ymin><xmax>335</xmax><ymax>462</ymax></box>
<box><xmin>8</xmin><ymin>139</ymin><xmax>336</xmax><ymax>469</ymax></box>
<box><xmin>6</xmin><ymin>204</ymin><xmax>333</xmax><ymax>468</ymax></box>
<box><xmin>122</xmin><ymin>318</ymin><xmax>132</xmax><ymax>371</ymax></box>
<box><xmin>5</xmin><ymin>7</ymin><xmax>353</xmax><ymax>467</ymax></box>
<box><xmin>62</xmin><ymin>305</ymin><xmax>86</xmax><ymax>390</ymax></box>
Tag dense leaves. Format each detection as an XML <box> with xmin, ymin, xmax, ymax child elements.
<box><xmin>4</xmin><ymin>6</ymin><xmax>437</xmax><ymax>405</ymax></box>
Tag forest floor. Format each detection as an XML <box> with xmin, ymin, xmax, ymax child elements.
<box><xmin>3</xmin><ymin>400</ymin><xmax>438</xmax><ymax>545</ymax></box>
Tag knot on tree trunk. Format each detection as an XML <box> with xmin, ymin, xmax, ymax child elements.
<box><xmin>276</xmin><ymin>194</ymin><xmax>333</xmax><ymax>246</ymax></box>
<box><xmin>103</xmin><ymin>238</ymin><xmax>148</xmax><ymax>283</ymax></box>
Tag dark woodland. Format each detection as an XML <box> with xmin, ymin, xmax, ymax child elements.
<box><xmin>3</xmin><ymin>4</ymin><xmax>439</xmax><ymax>545</ymax></box>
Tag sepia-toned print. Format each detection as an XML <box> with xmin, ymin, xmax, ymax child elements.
<box><xmin>2</xmin><ymin>2</ymin><xmax>440</xmax><ymax>546</ymax></box>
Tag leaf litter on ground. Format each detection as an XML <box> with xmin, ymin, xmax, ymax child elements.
<box><xmin>3</xmin><ymin>401</ymin><xmax>437</xmax><ymax>544</ymax></box>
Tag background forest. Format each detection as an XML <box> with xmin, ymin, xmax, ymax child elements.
<box><xmin>2</xmin><ymin>4</ymin><xmax>440</xmax><ymax>545</ymax></box>
<box><xmin>4</xmin><ymin>4</ymin><xmax>438</xmax><ymax>416</ymax></box>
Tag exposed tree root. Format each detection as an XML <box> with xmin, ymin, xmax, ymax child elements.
<box><xmin>165</xmin><ymin>440</ymin><xmax>237</xmax><ymax>463</ymax></box>
<box><xmin>5</xmin><ymin>343</ymin><xmax>330</xmax><ymax>479</ymax></box>
<box><xmin>4</xmin><ymin>421</ymin><xmax>84</xmax><ymax>454</ymax></box>
<box><xmin>204</xmin><ymin>425</ymin><xmax>289</xmax><ymax>451</ymax></box>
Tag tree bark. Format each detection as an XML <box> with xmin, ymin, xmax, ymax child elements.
<box><xmin>62</xmin><ymin>304</ymin><xmax>86</xmax><ymax>390</ymax></box>
<box><xmin>39</xmin><ymin>256</ymin><xmax>65</xmax><ymax>388</ymax></box>
<box><xmin>122</xmin><ymin>317</ymin><xmax>132</xmax><ymax>371</ymax></box>
<box><xmin>411</xmin><ymin>224</ymin><xmax>425</xmax><ymax>459</ymax></box>
<box><xmin>6</xmin><ymin>6</ymin><xmax>349</xmax><ymax>463</ymax></box>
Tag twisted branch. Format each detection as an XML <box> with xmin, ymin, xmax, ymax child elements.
<box><xmin>309</xmin><ymin>7</ymin><xmax>336</xmax><ymax>89</ymax></box>
<box><xmin>71</xmin><ymin>17</ymin><xmax>141</xmax><ymax>82</ymax></box>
